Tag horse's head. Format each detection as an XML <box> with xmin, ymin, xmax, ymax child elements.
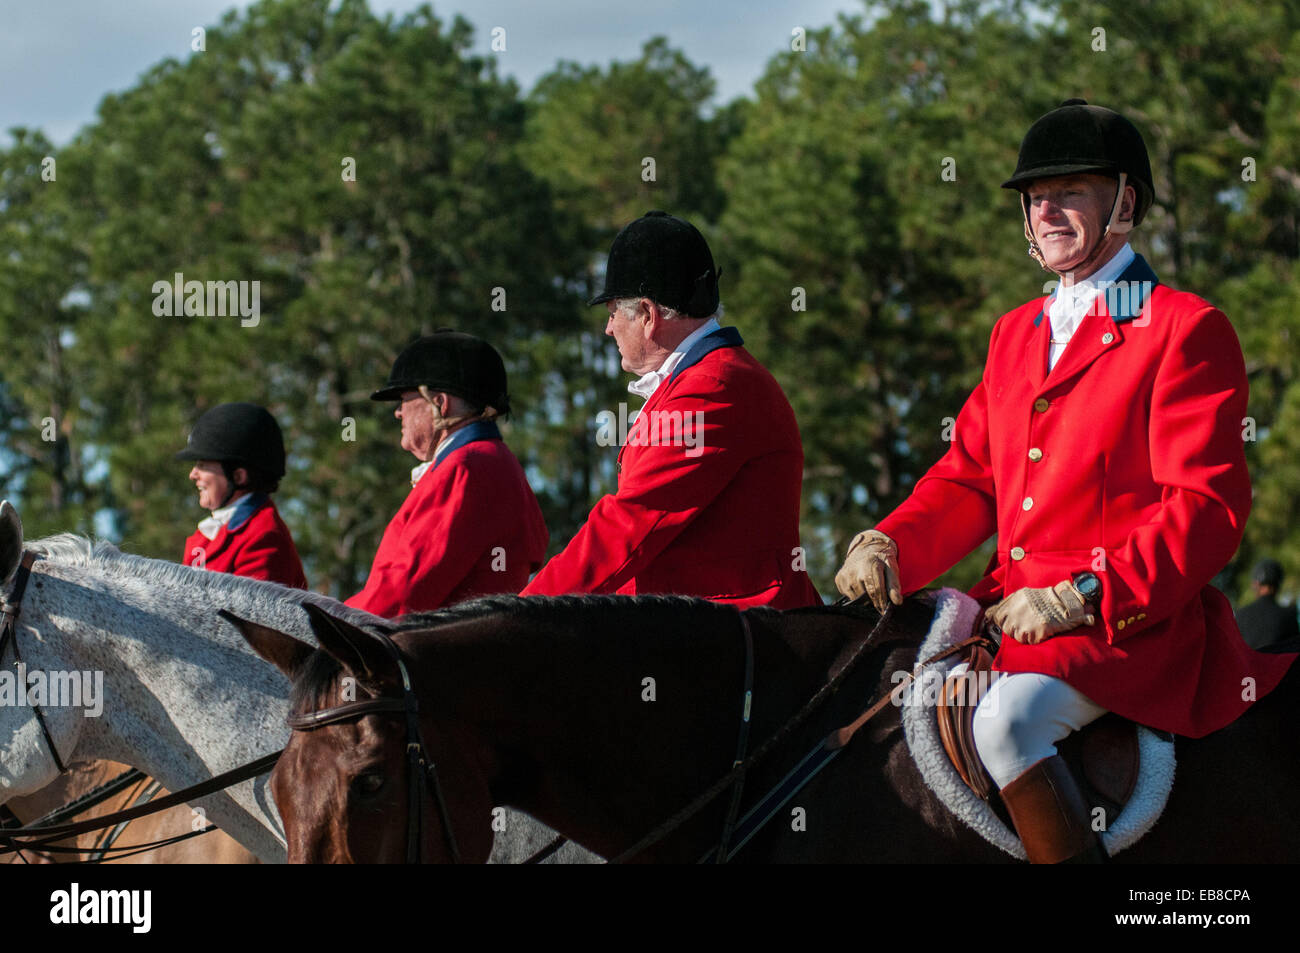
<box><xmin>0</xmin><ymin>501</ymin><xmax>76</xmax><ymax>802</ymax></box>
<box><xmin>221</xmin><ymin>604</ymin><xmax>494</xmax><ymax>863</ymax></box>
<box><xmin>0</xmin><ymin>500</ymin><xmax>24</xmax><ymax>585</ymax></box>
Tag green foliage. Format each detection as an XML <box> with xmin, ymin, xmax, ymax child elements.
<box><xmin>2</xmin><ymin>0</ymin><xmax>1298</xmax><ymax>606</ymax></box>
<box><xmin>3</xmin><ymin>0</ymin><xmax>583</xmax><ymax>594</ymax></box>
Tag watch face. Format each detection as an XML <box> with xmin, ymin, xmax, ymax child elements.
<box><xmin>1075</xmin><ymin>573</ymin><xmax>1101</xmax><ymax>602</ymax></box>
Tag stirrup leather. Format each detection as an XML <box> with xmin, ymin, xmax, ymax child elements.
<box><xmin>936</xmin><ymin>638</ymin><xmax>997</xmax><ymax>800</ymax></box>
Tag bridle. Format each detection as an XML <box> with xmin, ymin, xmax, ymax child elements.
<box><xmin>289</xmin><ymin>602</ymin><xmax>900</xmax><ymax>865</ymax></box>
<box><xmin>1</xmin><ymin>551</ymin><xmax>69</xmax><ymax>776</ymax></box>
<box><xmin>285</xmin><ymin>628</ymin><xmax>461</xmax><ymax>864</ymax></box>
<box><xmin>0</xmin><ymin>549</ymin><xmax>282</xmax><ymax>861</ymax></box>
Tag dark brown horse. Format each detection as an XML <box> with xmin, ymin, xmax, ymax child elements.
<box><xmin>226</xmin><ymin>593</ymin><xmax>1300</xmax><ymax>863</ymax></box>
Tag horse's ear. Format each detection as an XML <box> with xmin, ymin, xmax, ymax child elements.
<box><xmin>300</xmin><ymin>601</ymin><xmax>397</xmax><ymax>686</ymax></box>
<box><xmin>218</xmin><ymin>609</ymin><xmax>315</xmax><ymax>679</ymax></box>
<box><xmin>0</xmin><ymin>501</ymin><xmax>24</xmax><ymax>585</ymax></box>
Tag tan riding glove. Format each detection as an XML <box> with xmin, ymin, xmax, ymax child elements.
<box><xmin>985</xmin><ymin>579</ymin><xmax>1094</xmax><ymax>645</ymax></box>
<box><xmin>834</xmin><ymin>529</ymin><xmax>902</xmax><ymax>612</ymax></box>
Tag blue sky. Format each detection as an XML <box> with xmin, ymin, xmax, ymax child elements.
<box><xmin>1</xmin><ymin>0</ymin><xmax>864</xmax><ymax>146</ymax></box>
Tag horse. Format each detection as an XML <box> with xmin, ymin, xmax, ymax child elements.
<box><xmin>2</xmin><ymin>760</ymin><xmax>260</xmax><ymax>864</ymax></box>
<box><xmin>0</xmin><ymin>502</ymin><xmax>595</xmax><ymax>864</ymax></box>
<box><xmin>230</xmin><ymin>592</ymin><xmax>1300</xmax><ymax>863</ymax></box>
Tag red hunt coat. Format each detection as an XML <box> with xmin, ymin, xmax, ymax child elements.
<box><xmin>523</xmin><ymin>327</ymin><xmax>821</xmax><ymax>609</ymax></box>
<box><xmin>876</xmin><ymin>253</ymin><xmax>1297</xmax><ymax>737</ymax></box>
<box><xmin>346</xmin><ymin>421</ymin><xmax>548</xmax><ymax>618</ymax></box>
<box><xmin>183</xmin><ymin>494</ymin><xmax>308</xmax><ymax>589</ymax></box>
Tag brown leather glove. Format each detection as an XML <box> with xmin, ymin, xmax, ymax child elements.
<box><xmin>985</xmin><ymin>579</ymin><xmax>1094</xmax><ymax>645</ymax></box>
<box><xmin>834</xmin><ymin>529</ymin><xmax>902</xmax><ymax>612</ymax></box>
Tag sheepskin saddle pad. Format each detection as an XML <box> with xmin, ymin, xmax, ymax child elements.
<box><xmin>901</xmin><ymin>588</ymin><xmax>1175</xmax><ymax>860</ymax></box>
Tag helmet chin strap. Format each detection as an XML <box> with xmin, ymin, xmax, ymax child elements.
<box><xmin>418</xmin><ymin>385</ymin><xmax>500</xmax><ymax>431</ymax></box>
<box><xmin>217</xmin><ymin>463</ymin><xmax>247</xmax><ymax>509</ymax></box>
<box><xmin>1021</xmin><ymin>194</ymin><xmax>1049</xmax><ymax>270</ymax></box>
<box><xmin>1021</xmin><ymin>172</ymin><xmax>1132</xmax><ymax>273</ymax></box>
<box><xmin>1102</xmin><ymin>172</ymin><xmax>1132</xmax><ymax>236</ymax></box>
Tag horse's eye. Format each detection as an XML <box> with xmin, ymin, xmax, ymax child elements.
<box><xmin>352</xmin><ymin>773</ymin><xmax>386</xmax><ymax>798</ymax></box>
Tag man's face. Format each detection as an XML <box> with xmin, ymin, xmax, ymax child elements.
<box><xmin>605</xmin><ymin>300</ymin><xmax>655</xmax><ymax>375</ymax></box>
<box><xmin>1027</xmin><ymin>173</ymin><xmax>1123</xmax><ymax>276</ymax></box>
<box><xmin>395</xmin><ymin>391</ymin><xmax>438</xmax><ymax>461</ymax></box>
<box><xmin>189</xmin><ymin>461</ymin><xmax>231</xmax><ymax>511</ymax></box>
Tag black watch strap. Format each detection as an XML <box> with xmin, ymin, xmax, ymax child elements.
<box><xmin>1072</xmin><ymin>571</ymin><xmax>1102</xmax><ymax>611</ymax></box>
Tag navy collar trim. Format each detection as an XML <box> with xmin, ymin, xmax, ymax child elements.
<box><xmin>1032</xmin><ymin>253</ymin><xmax>1160</xmax><ymax>327</ymax></box>
<box><xmin>227</xmin><ymin>493</ymin><xmax>270</xmax><ymax>532</ymax></box>
<box><xmin>667</xmin><ymin>326</ymin><xmax>744</xmax><ymax>384</ymax></box>
<box><xmin>431</xmin><ymin>419</ymin><xmax>502</xmax><ymax>473</ymax></box>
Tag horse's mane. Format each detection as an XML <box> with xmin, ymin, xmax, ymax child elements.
<box><xmin>289</xmin><ymin>593</ymin><xmax>888</xmax><ymax>715</ymax></box>
<box><xmin>291</xmin><ymin>594</ymin><xmax>760</xmax><ymax>713</ymax></box>
<box><xmin>27</xmin><ymin>532</ymin><xmax>381</xmax><ymax>628</ymax></box>
<box><xmin>388</xmin><ymin>592</ymin><xmax>883</xmax><ymax>630</ymax></box>
<box><xmin>389</xmin><ymin>592</ymin><xmax>750</xmax><ymax>630</ymax></box>
<box><xmin>30</xmin><ymin>533</ymin><xmax>286</xmax><ymax>596</ymax></box>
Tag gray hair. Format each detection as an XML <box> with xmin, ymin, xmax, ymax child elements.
<box><xmin>613</xmin><ymin>297</ymin><xmax>724</xmax><ymax>323</ymax></box>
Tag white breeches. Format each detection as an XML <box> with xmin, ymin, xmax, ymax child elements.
<box><xmin>949</xmin><ymin>665</ymin><xmax>1109</xmax><ymax>789</ymax></box>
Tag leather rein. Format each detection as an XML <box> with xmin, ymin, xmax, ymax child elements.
<box><xmin>0</xmin><ymin>550</ymin><xmax>283</xmax><ymax>860</ymax></box>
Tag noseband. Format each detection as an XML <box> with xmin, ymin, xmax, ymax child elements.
<box><xmin>1</xmin><ymin>551</ymin><xmax>68</xmax><ymax>775</ymax></box>
<box><xmin>285</xmin><ymin>630</ymin><xmax>461</xmax><ymax>864</ymax></box>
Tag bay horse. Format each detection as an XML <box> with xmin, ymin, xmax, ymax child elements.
<box><xmin>232</xmin><ymin>593</ymin><xmax>1300</xmax><ymax>863</ymax></box>
<box><xmin>0</xmin><ymin>502</ymin><xmax>593</xmax><ymax>863</ymax></box>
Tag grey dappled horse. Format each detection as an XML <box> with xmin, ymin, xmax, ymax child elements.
<box><xmin>0</xmin><ymin>502</ymin><xmax>595</xmax><ymax>863</ymax></box>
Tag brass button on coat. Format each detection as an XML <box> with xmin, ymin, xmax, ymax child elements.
<box><xmin>1010</xmin><ymin>546</ymin><xmax>1026</xmax><ymax>560</ymax></box>
<box><xmin>1028</xmin><ymin>447</ymin><xmax>1043</xmax><ymax>461</ymax></box>
<box><xmin>1118</xmin><ymin>619</ymin><xmax>1126</xmax><ymax>630</ymax></box>
<box><xmin>1034</xmin><ymin>398</ymin><xmax>1050</xmax><ymax>413</ymax></box>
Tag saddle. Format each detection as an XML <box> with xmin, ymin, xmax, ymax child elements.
<box><xmin>935</xmin><ymin>621</ymin><xmax>1142</xmax><ymax>829</ymax></box>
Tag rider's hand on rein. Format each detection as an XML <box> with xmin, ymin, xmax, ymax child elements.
<box><xmin>834</xmin><ymin>529</ymin><xmax>902</xmax><ymax>613</ymax></box>
<box><xmin>985</xmin><ymin>579</ymin><xmax>1093</xmax><ymax>645</ymax></box>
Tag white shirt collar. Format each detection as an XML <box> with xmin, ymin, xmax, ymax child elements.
<box><xmin>196</xmin><ymin>500</ymin><xmax>241</xmax><ymax>541</ymax></box>
<box><xmin>1047</xmin><ymin>242</ymin><xmax>1135</xmax><ymax>332</ymax></box>
<box><xmin>628</xmin><ymin>318</ymin><xmax>721</xmax><ymax>401</ymax></box>
<box><xmin>411</xmin><ymin>423</ymin><xmax>471</xmax><ymax>485</ymax></box>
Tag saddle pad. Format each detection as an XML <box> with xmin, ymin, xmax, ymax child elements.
<box><xmin>901</xmin><ymin>588</ymin><xmax>1175</xmax><ymax>859</ymax></box>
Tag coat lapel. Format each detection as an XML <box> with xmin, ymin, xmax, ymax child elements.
<box><xmin>1035</xmin><ymin>254</ymin><xmax>1159</xmax><ymax>393</ymax></box>
<box><xmin>618</xmin><ymin>326</ymin><xmax>743</xmax><ymax>475</ymax></box>
<box><xmin>1026</xmin><ymin>306</ymin><xmax>1049</xmax><ymax>390</ymax></box>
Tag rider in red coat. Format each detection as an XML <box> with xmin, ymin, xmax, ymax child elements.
<box><xmin>523</xmin><ymin>211</ymin><xmax>820</xmax><ymax>609</ymax></box>
<box><xmin>836</xmin><ymin>100</ymin><xmax>1296</xmax><ymax>863</ymax></box>
<box><xmin>346</xmin><ymin>332</ymin><xmax>548</xmax><ymax>618</ymax></box>
<box><xmin>178</xmin><ymin>402</ymin><xmax>308</xmax><ymax>589</ymax></box>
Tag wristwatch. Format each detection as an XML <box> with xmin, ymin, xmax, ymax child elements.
<box><xmin>1071</xmin><ymin>571</ymin><xmax>1102</xmax><ymax>613</ymax></box>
